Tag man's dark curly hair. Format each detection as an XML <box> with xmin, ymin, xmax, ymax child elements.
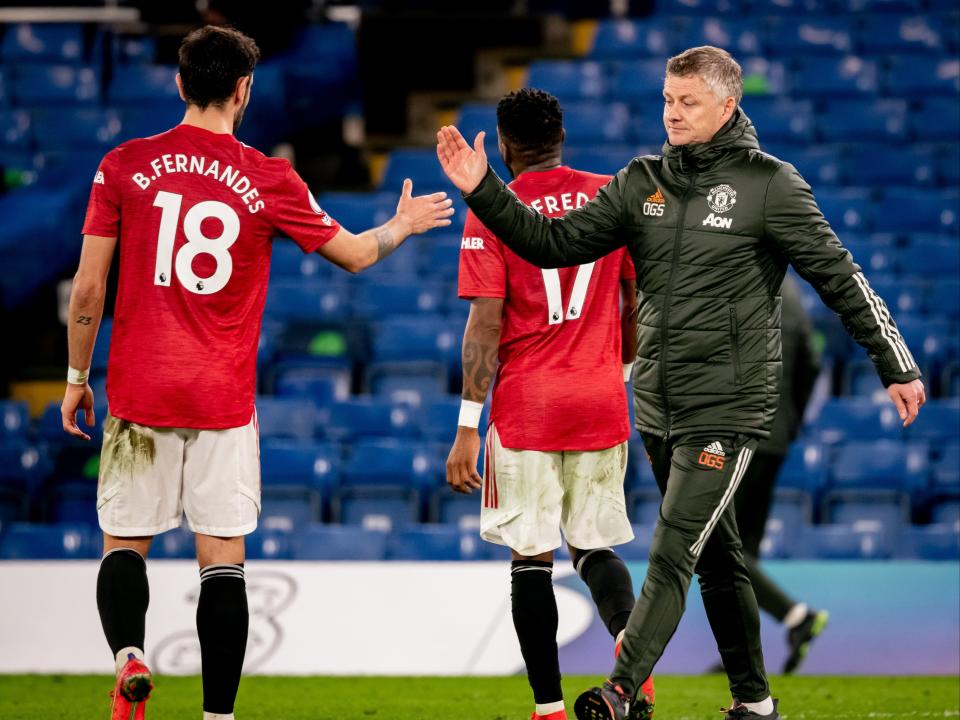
<box><xmin>496</xmin><ymin>88</ymin><xmax>564</xmax><ymax>158</ymax></box>
<box><xmin>179</xmin><ymin>26</ymin><xmax>260</xmax><ymax>109</ymax></box>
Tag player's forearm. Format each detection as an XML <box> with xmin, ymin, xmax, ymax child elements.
<box><xmin>461</xmin><ymin>305</ymin><xmax>502</xmax><ymax>404</ymax></box>
<box><xmin>67</xmin><ymin>278</ymin><xmax>106</xmax><ymax>373</ymax></box>
<box><xmin>350</xmin><ymin>215</ymin><xmax>413</xmax><ymax>273</ymax></box>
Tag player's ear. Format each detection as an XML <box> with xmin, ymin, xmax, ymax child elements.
<box><xmin>175</xmin><ymin>73</ymin><xmax>187</xmax><ymax>103</ymax></box>
<box><xmin>234</xmin><ymin>75</ymin><xmax>249</xmax><ymax>104</ymax></box>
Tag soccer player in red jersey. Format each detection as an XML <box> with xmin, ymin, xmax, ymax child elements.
<box><xmin>60</xmin><ymin>26</ymin><xmax>452</xmax><ymax>720</ymax></box>
<box><xmin>446</xmin><ymin>89</ymin><xmax>654</xmax><ymax>720</ymax></box>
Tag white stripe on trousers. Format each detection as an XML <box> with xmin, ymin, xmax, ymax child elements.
<box><xmin>689</xmin><ymin>447</ymin><xmax>754</xmax><ymax>558</ymax></box>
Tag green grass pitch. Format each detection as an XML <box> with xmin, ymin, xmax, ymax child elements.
<box><xmin>0</xmin><ymin>674</ymin><xmax>957</xmax><ymax>719</ymax></box>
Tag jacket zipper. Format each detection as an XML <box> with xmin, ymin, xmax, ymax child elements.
<box><xmin>660</xmin><ymin>174</ymin><xmax>696</xmax><ymax>437</ymax></box>
<box><xmin>729</xmin><ymin>306</ymin><xmax>743</xmax><ymax>385</ymax></box>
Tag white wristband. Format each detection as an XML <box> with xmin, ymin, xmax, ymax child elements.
<box><xmin>67</xmin><ymin>366</ymin><xmax>90</xmax><ymax>385</ymax></box>
<box><xmin>457</xmin><ymin>399</ymin><xmax>484</xmax><ymax>428</ymax></box>
<box><xmin>623</xmin><ymin>362</ymin><xmax>635</xmax><ymax>383</ymax></box>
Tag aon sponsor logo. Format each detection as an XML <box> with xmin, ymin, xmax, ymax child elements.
<box><xmin>643</xmin><ymin>201</ymin><xmax>665</xmax><ymax>217</ymax></box>
<box><xmin>702</xmin><ymin>213</ymin><xmax>733</xmax><ymax>229</ymax></box>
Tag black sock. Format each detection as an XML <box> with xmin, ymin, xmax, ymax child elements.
<box><xmin>197</xmin><ymin>563</ymin><xmax>248</xmax><ymax>715</ymax></box>
<box><xmin>97</xmin><ymin>548</ymin><xmax>149</xmax><ymax>660</ymax></box>
<box><xmin>511</xmin><ymin>560</ymin><xmax>562</xmax><ymax>705</ymax></box>
<box><xmin>575</xmin><ymin>548</ymin><xmax>636</xmax><ymax>638</ymax></box>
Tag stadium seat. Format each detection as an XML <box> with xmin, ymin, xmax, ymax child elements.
<box><xmin>768</xmin><ymin>17</ymin><xmax>855</xmax><ymax>55</ymax></box>
<box><xmin>371</xmin><ymin>317</ymin><xmax>461</xmax><ymax>364</ymax></box>
<box><xmin>527</xmin><ymin>60</ymin><xmax>606</xmax><ymax>101</ymax></box>
<box><xmin>31</xmin><ymin>109</ymin><xmax>124</xmax><ymax>151</ymax></box>
<box><xmin>927</xmin><ymin>279</ymin><xmax>960</xmax><ymax>319</ymax></box>
<box><xmin>931</xmin><ymin>500</ymin><xmax>960</xmax><ymax>525</ymax></box>
<box><xmin>776</xmin><ymin>145</ymin><xmax>845</xmax><ymax>187</ymax></box>
<box><xmin>13</xmin><ymin>64</ymin><xmax>99</xmax><ymax>105</ymax></box>
<box><xmin>431</xmin><ymin>488</ymin><xmax>481</xmax><ymax>530</ymax></box>
<box><xmin>750</xmin><ymin>0</ymin><xmax>830</xmax><ymax>13</ymax></box>
<box><xmin>419</xmin><ymin>235</ymin><xmax>461</xmax><ymax>279</ymax></box>
<box><xmin>937</xmin><ymin>145</ymin><xmax>959</xmax><ymax>185</ymax></box>
<box><xmin>814</xmin><ymin>398</ymin><xmax>903</xmax><ymax>443</ymax></box>
<box><xmin>629</xmin><ymin>488</ymin><xmax>662</xmax><ymax>525</ymax></box>
<box><xmin>840</xmin><ymin>235</ymin><xmax>898</xmax><ymax>275</ymax></box>
<box><xmin>658</xmin><ymin>0</ymin><xmax>743</xmax><ymax>14</ymax></box>
<box><xmin>588</xmin><ymin>19</ymin><xmax>672</xmax><ymax>59</ymax></box>
<box><xmin>760</xmin><ymin>488</ymin><xmax>813</xmax><ymax>559</ymax></box>
<box><xmin>270</xmin><ymin>363</ymin><xmax>351</xmax><ymax>404</ymax></box>
<box><xmin>904</xmin><ymin>238</ymin><xmax>960</xmax><ymax>279</ymax></box>
<box><xmin>906</xmin><ymin>400</ymin><xmax>960</xmax><ymax>442</ymax></box>
<box><xmin>366</xmin><ymin>362</ymin><xmax>448</xmax><ymax>405</ymax></box>
<box><xmin>245</xmin><ymin>528</ymin><xmax>294</xmax><ymax>560</ymax></box>
<box><xmin>380</xmin><ymin>149</ymin><xmax>453</xmax><ymax>194</ymax></box>
<box><xmin>932</xmin><ymin>443</ymin><xmax>960</xmax><ymax>488</ymax></box>
<box><xmin>886</xmin><ymin>58</ymin><xmax>959</xmax><ymax>98</ymax></box>
<box><xmin>843</xmin><ymin>145</ymin><xmax>936</xmax><ymax>187</ymax></box>
<box><xmin>0</xmin><ymin>522</ymin><xmax>94</xmax><ymax>559</ymax></box>
<box><xmin>0</xmin><ymin>401</ymin><xmax>29</xmax><ymax>438</ymax></box>
<box><xmin>815</xmin><ymin>188</ymin><xmax>874</xmax><ymax>232</ymax></box>
<box><xmin>324</xmin><ymin>399</ymin><xmax>419</xmax><ymax>442</ymax></box>
<box><xmin>1</xmin><ymin>23</ymin><xmax>85</xmax><ymax>63</ymax></box>
<box><xmin>270</xmin><ymin>240</ymin><xmax>333</xmax><ymax>280</ymax></box>
<box><xmin>896</xmin><ymin>525</ymin><xmax>960</xmax><ymax>560</ymax></box>
<box><xmin>387</xmin><ymin>525</ymin><xmax>486</xmax><ymax>560</ymax></box>
<box><xmin>331</xmin><ymin>487</ymin><xmax>420</xmax><ymax>531</ymax></box>
<box><xmin>792</xmin><ymin>57</ymin><xmax>879</xmax><ymax>97</ymax></box>
<box><xmin>823</xmin><ymin>490</ymin><xmax>910</xmax><ymax>532</ymax></box>
<box><xmin>627</xmin><ymin>442</ymin><xmax>658</xmax><ymax>489</ymax></box>
<box><xmin>832</xmin><ymin>440</ymin><xmax>929</xmax><ymax>492</ymax></box>
<box><xmin>292</xmin><ymin>523</ymin><xmax>388</xmax><ymax>560</ymax></box>
<box><xmin>341</xmin><ymin>439</ymin><xmax>438</xmax><ymax>488</ymax></box>
<box><xmin>255</xmin><ymin>398</ymin><xmax>317</xmax><ymax>440</ymax></box>
<box><xmin>839</xmin><ymin>0</ymin><xmax>920</xmax><ymax>11</ymax></box>
<box><xmin>739</xmin><ymin>56</ymin><xmax>788</xmax><ymax>97</ymax></box>
<box><xmin>112</xmin><ymin>34</ymin><xmax>156</xmax><ymax>65</ymax></box>
<box><xmin>817</xmin><ymin>100</ymin><xmax>908</xmax><ymax>143</ymax></box>
<box><xmin>264</xmin><ymin>279</ymin><xmax>350</xmax><ymax>322</ymax></box>
<box><xmin>564</xmin><ymin>145</ymin><xmax>640</xmax><ymax>176</ymax></box>
<box><xmin>0</xmin><ymin>485</ymin><xmax>27</xmax><ymax>526</ymax></box>
<box><xmin>0</xmin><ymin>441</ymin><xmax>49</xmax><ymax>496</ymax></box>
<box><xmin>741</xmin><ymin>98</ymin><xmax>814</xmax><ymax>144</ymax></box>
<box><xmin>798</xmin><ymin>522</ymin><xmax>896</xmax><ymax>559</ymax></box>
<box><xmin>859</xmin><ymin>14</ymin><xmax>945</xmax><ymax>55</ymax></box>
<box><xmin>350</xmin><ymin>279</ymin><xmax>445</xmax><ymax>319</ymax></box>
<box><xmin>562</xmin><ymin>102</ymin><xmax>630</xmax><ymax>144</ymax></box>
<box><xmin>895</xmin><ymin>316</ymin><xmax>958</xmax><ymax>372</ymax></box>
<box><xmin>614</xmin><ymin>524</ymin><xmax>656</xmax><ymax>561</ymax></box>
<box><xmin>872</xmin><ymin>189</ymin><xmax>959</xmax><ymax>233</ymax></box>
<box><xmin>0</xmin><ymin>110</ymin><xmax>30</xmax><ymax>149</ymax></box>
<box><xmin>260</xmin><ymin>490</ymin><xmax>321</xmax><ymax>531</ymax></box>
<box><xmin>313</xmin><ymin>192</ymin><xmax>398</xmax><ymax>231</ymax></box>
<box><xmin>672</xmin><ymin>17</ymin><xmax>764</xmax><ymax>56</ymax></box>
<box><xmin>260</xmin><ymin>440</ymin><xmax>341</xmax><ymax>491</ymax></box>
<box><xmin>150</xmin><ymin>525</ymin><xmax>195</xmax><ymax>559</ymax></box>
<box><xmin>609</xmin><ymin>60</ymin><xmax>672</xmax><ymax>102</ymax></box>
<box><xmin>48</xmin><ymin>482</ymin><xmax>99</xmax><ymax>527</ymax></box>
<box><xmin>868</xmin><ymin>277</ymin><xmax>925</xmax><ymax>316</ymax></box>
<box><xmin>109</xmin><ymin>64</ymin><xmax>180</xmax><ymax>106</ymax></box>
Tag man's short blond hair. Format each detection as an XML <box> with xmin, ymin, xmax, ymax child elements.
<box><xmin>666</xmin><ymin>46</ymin><xmax>743</xmax><ymax>104</ymax></box>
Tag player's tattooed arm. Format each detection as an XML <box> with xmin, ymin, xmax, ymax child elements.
<box><xmin>374</xmin><ymin>227</ymin><xmax>398</xmax><ymax>262</ymax></box>
<box><xmin>75</xmin><ymin>315</ymin><xmax>93</xmax><ymax>325</ymax></box>
<box><xmin>461</xmin><ymin>298</ymin><xmax>503</xmax><ymax>403</ymax></box>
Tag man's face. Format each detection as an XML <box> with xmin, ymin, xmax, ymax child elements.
<box><xmin>662</xmin><ymin>73</ymin><xmax>732</xmax><ymax>146</ymax></box>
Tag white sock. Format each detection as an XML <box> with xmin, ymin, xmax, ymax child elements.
<box><xmin>535</xmin><ymin>700</ymin><xmax>565</xmax><ymax>716</ymax></box>
<box><xmin>783</xmin><ymin>602</ymin><xmax>809</xmax><ymax>629</ymax></box>
<box><xmin>203</xmin><ymin>713</ymin><xmax>235</xmax><ymax>720</ymax></box>
<box><xmin>743</xmin><ymin>697</ymin><xmax>775</xmax><ymax>715</ymax></box>
<box><xmin>114</xmin><ymin>646</ymin><xmax>144</xmax><ymax>675</ymax></box>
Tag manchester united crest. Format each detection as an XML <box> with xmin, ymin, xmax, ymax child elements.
<box><xmin>707</xmin><ymin>184</ymin><xmax>737</xmax><ymax>214</ymax></box>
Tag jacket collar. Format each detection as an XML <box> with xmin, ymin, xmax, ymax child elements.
<box><xmin>662</xmin><ymin>108</ymin><xmax>760</xmax><ymax>176</ymax></box>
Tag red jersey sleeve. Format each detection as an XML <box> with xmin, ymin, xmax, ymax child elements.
<box><xmin>81</xmin><ymin>149</ymin><xmax>122</xmax><ymax>237</ymax></box>
<box><xmin>458</xmin><ymin>209</ymin><xmax>506</xmax><ymax>299</ymax></box>
<box><xmin>619</xmin><ymin>248</ymin><xmax>636</xmax><ymax>281</ymax></box>
<box><xmin>269</xmin><ymin>164</ymin><xmax>341</xmax><ymax>253</ymax></box>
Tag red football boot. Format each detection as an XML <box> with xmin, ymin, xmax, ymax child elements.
<box><xmin>110</xmin><ymin>653</ymin><xmax>153</xmax><ymax>720</ymax></box>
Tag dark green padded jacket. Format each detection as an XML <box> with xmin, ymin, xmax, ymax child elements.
<box><xmin>462</xmin><ymin>110</ymin><xmax>921</xmax><ymax>440</ymax></box>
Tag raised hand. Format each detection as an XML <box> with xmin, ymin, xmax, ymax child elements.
<box><xmin>395</xmin><ymin>178</ymin><xmax>455</xmax><ymax>235</ymax></box>
<box><xmin>436</xmin><ymin>126</ymin><xmax>488</xmax><ymax>194</ymax></box>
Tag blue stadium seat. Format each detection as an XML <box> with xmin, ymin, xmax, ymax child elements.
<box><xmin>371</xmin><ymin>317</ymin><xmax>461</xmax><ymax>364</ymax></box>
<box><xmin>256</xmin><ymin>398</ymin><xmax>317</xmax><ymax>440</ymax></box>
<box><xmin>832</xmin><ymin>440</ymin><xmax>929</xmax><ymax>491</ymax></box>
<box><xmin>313</xmin><ymin>192</ymin><xmax>397</xmax><ymax>231</ymax></box>
<box><xmin>672</xmin><ymin>18</ymin><xmax>764</xmax><ymax>56</ymax></box>
<box><xmin>366</xmin><ymin>362</ymin><xmax>448</xmax><ymax>405</ymax></box>
<box><xmin>264</xmin><ymin>279</ymin><xmax>350</xmax><ymax>322</ymax></box>
<box><xmin>31</xmin><ymin>108</ymin><xmax>124</xmax><ymax>152</ymax></box>
<box><xmin>388</xmin><ymin>524</ymin><xmax>487</xmax><ymax>561</ymax></box>
<box><xmin>903</xmin><ymin>238</ymin><xmax>960</xmax><ymax>281</ymax></box>
<box><xmin>793</xmin><ymin>57</ymin><xmax>879</xmax><ymax>97</ymax></box>
<box><xmin>629</xmin><ymin>488</ymin><xmax>662</xmax><ymax>525</ymax></box>
<box><xmin>843</xmin><ymin>145</ymin><xmax>936</xmax><ymax>186</ymax></box>
<box><xmin>798</xmin><ymin>523</ymin><xmax>895</xmax><ymax>559</ymax></box>
<box><xmin>0</xmin><ymin>441</ymin><xmax>48</xmax><ymax>495</ymax></box>
<box><xmin>775</xmin><ymin>145</ymin><xmax>845</xmax><ymax>186</ymax></box>
<box><xmin>841</xmin><ymin>235</ymin><xmax>898</xmax><ymax>275</ymax></box>
<box><xmin>741</xmin><ymin>98</ymin><xmax>814</xmax><ymax>144</ymax></box>
<box><xmin>292</xmin><ymin>523</ymin><xmax>388</xmax><ymax>560</ymax></box>
<box><xmin>332</xmin><ymin>487</ymin><xmax>420</xmax><ymax>531</ymax></box>
<box><xmin>868</xmin><ymin>277</ymin><xmax>925</xmax><ymax>316</ymax></box>
<box><xmin>610</xmin><ymin>60</ymin><xmax>671</xmax><ymax>102</ymax></box>
<box><xmin>589</xmin><ymin>19</ymin><xmax>672</xmax><ymax>59</ymax></box>
<box><xmin>907</xmin><ymin>401</ymin><xmax>960</xmax><ymax>443</ymax></box>
<box><xmin>417</xmin><ymin>236</ymin><xmax>457</xmax><ymax>281</ymax></box>
<box><xmin>270</xmin><ymin>240</ymin><xmax>333</xmax><ymax>280</ymax></box>
<box><xmin>658</xmin><ymin>0</ymin><xmax>743</xmax><ymax>14</ymax></box>
<box><xmin>341</xmin><ymin>439</ymin><xmax>437</xmax><ymax>488</ymax></box>
<box><xmin>928</xmin><ymin>279</ymin><xmax>960</xmax><ymax>319</ymax></box>
<box><xmin>859</xmin><ymin>15</ymin><xmax>945</xmax><ymax>54</ymax></box>
<box><xmin>48</xmin><ymin>482</ymin><xmax>98</xmax><ymax>526</ymax></box>
<box><xmin>527</xmin><ymin>60</ymin><xmax>606</xmax><ymax>101</ymax></box>
<box><xmin>815</xmin><ymin>188</ymin><xmax>875</xmax><ymax>232</ymax></box>
<box><xmin>815</xmin><ymin>397</ymin><xmax>902</xmax><ymax>444</ymax></box>
<box><xmin>13</xmin><ymin>64</ymin><xmax>99</xmax><ymax>105</ymax></box>
<box><xmin>931</xmin><ymin>499</ymin><xmax>960</xmax><ymax>525</ymax></box>
<box><xmin>817</xmin><ymin>100</ymin><xmax>908</xmax><ymax>143</ymax></box>
<box><xmin>938</xmin><ymin>145</ymin><xmax>959</xmax><ymax>185</ymax></box>
<box><xmin>324</xmin><ymin>400</ymin><xmax>418</xmax><ymax>442</ymax></box>
<box><xmin>614</xmin><ymin>525</ymin><xmax>655</xmax><ymax>561</ymax></box>
<box><xmin>260</xmin><ymin>440</ymin><xmax>341</xmax><ymax>491</ymax></box>
<box><xmin>112</xmin><ymin>34</ymin><xmax>156</xmax><ymax>65</ymax></box>
<box><xmin>118</xmin><ymin>104</ymin><xmax>184</xmax><ymax>141</ymax></box>
<box><xmin>270</xmin><ymin>363</ymin><xmax>351</xmax><ymax>404</ymax></box>
<box><xmin>740</xmin><ymin>56</ymin><xmax>789</xmax><ymax>97</ymax></box>
<box><xmin>768</xmin><ymin>17</ymin><xmax>855</xmax><ymax>55</ymax></box>
<box><xmin>750</xmin><ymin>0</ymin><xmax>830</xmax><ymax>13</ymax></box>
<box><xmin>0</xmin><ymin>485</ymin><xmax>27</xmax><ymax>526</ymax></box>
<box><xmin>896</xmin><ymin>525</ymin><xmax>959</xmax><ymax>560</ymax></box>
<box><xmin>350</xmin><ymin>280</ymin><xmax>445</xmax><ymax>319</ymax></box>
<box><xmin>0</xmin><ymin>110</ymin><xmax>30</xmax><ymax>149</ymax></box>
<box><xmin>431</xmin><ymin>488</ymin><xmax>481</xmax><ymax>530</ymax></box>
<box><xmin>779</xmin><ymin>441</ymin><xmax>829</xmax><ymax>492</ymax></box>
<box><xmin>886</xmin><ymin>58</ymin><xmax>959</xmax><ymax>98</ymax></box>
<box><xmin>109</xmin><ymin>65</ymin><xmax>180</xmax><ymax>106</ymax></box>
<box><xmin>562</xmin><ymin>102</ymin><xmax>630</xmax><ymax>144</ymax></box>
<box><xmin>456</xmin><ymin>103</ymin><xmax>496</xmax><ymax>141</ymax></box>
<box><xmin>933</xmin><ymin>443</ymin><xmax>959</xmax><ymax>488</ymax></box>
<box><xmin>564</xmin><ymin>145</ymin><xmax>639</xmax><ymax>176</ymax></box>
<box><xmin>873</xmin><ymin>189</ymin><xmax>959</xmax><ymax>233</ymax></box>
<box><xmin>380</xmin><ymin>149</ymin><xmax>453</xmax><ymax>194</ymax></box>
<box><xmin>260</xmin><ymin>490</ymin><xmax>320</xmax><ymax>531</ymax></box>
<box><xmin>150</xmin><ymin>525</ymin><xmax>195</xmax><ymax>559</ymax></box>
<box><xmin>245</xmin><ymin>529</ymin><xmax>293</xmax><ymax>560</ymax></box>
<box><xmin>0</xmin><ymin>522</ymin><xmax>93</xmax><ymax>559</ymax></box>
<box><xmin>823</xmin><ymin>490</ymin><xmax>910</xmax><ymax>532</ymax></box>
<box><xmin>627</xmin><ymin>441</ymin><xmax>659</xmax><ymax>488</ymax></box>
<box><xmin>760</xmin><ymin>488</ymin><xmax>812</xmax><ymax>559</ymax></box>
<box><xmin>2</xmin><ymin>23</ymin><xmax>85</xmax><ymax>62</ymax></box>
<box><xmin>0</xmin><ymin>401</ymin><xmax>29</xmax><ymax>438</ymax></box>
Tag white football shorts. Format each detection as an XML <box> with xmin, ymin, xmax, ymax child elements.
<box><xmin>97</xmin><ymin>411</ymin><xmax>261</xmax><ymax>538</ymax></box>
<box><xmin>480</xmin><ymin>423</ymin><xmax>634</xmax><ymax>557</ymax></box>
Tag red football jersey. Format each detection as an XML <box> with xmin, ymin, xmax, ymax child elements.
<box><xmin>458</xmin><ymin>166</ymin><xmax>635</xmax><ymax>451</ymax></box>
<box><xmin>82</xmin><ymin>124</ymin><xmax>341</xmax><ymax>429</ymax></box>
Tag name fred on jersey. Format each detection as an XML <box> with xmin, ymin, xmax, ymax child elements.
<box><xmin>129</xmin><ymin>153</ymin><xmax>265</xmax><ymax>213</ymax></box>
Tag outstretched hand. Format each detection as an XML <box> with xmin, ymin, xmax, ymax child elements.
<box><xmin>436</xmin><ymin>126</ymin><xmax>488</xmax><ymax>194</ymax></box>
<box><xmin>395</xmin><ymin>178</ymin><xmax>454</xmax><ymax>235</ymax></box>
<box><xmin>886</xmin><ymin>378</ymin><xmax>926</xmax><ymax>427</ymax></box>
